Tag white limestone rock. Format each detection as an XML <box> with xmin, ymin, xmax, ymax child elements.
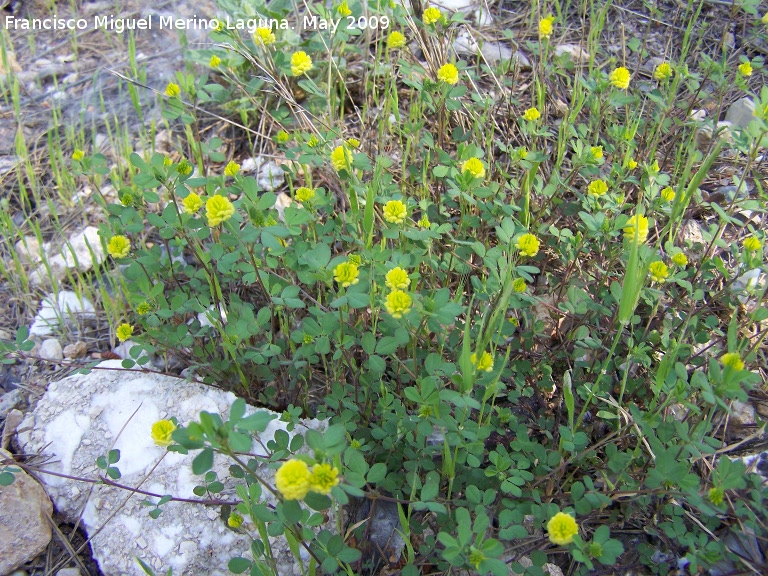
<box><xmin>39</xmin><ymin>338</ymin><xmax>64</xmax><ymax>361</ymax></box>
<box><xmin>29</xmin><ymin>291</ymin><xmax>96</xmax><ymax>338</ymax></box>
<box><xmin>17</xmin><ymin>363</ymin><xmax>327</xmax><ymax>576</ymax></box>
<box><xmin>29</xmin><ymin>226</ymin><xmax>106</xmax><ymax>286</ymax></box>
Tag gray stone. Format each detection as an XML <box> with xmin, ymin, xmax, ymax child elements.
<box><xmin>17</xmin><ymin>362</ymin><xmax>329</xmax><ymax>576</ymax></box>
<box><xmin>63</xmin><ymin>341</ymin><xmax>88</xmax><ymax>359</ymax></box>
<box><xmin>2</xmin><ymin>409</ymin><xmax>24</xmax><ymax>450</ymax></box>
<box><xmin>30</xmin><ymin>226</ymin><xmax>106</xmax><ymax>286</ymax></box>
<box><xmin>0</xmin><ymin>448</ymin><xmax>53</xmax><ymax>574</ymax></box>
<box><xmin>55</xmin><ymin>569</ymin><xmax>81</xmax><ymax>576</ymax></box>
<box><xmin>0</xmin><ymin>389</ymin><xmax>24</xmax><ymax>419</ymax></box>
<box><xmin>29</xmin><ymin>291</ymin><xmax>96</xmax><ymax>338</ymax></box>
<box><xmin>725</xmin><ymin>97</ymin><xmax>756</xmax><ymax>129</ymax></box>
<box><xmin>15</xmin><ymin>236</ymin><xmax>44</xmax><ymax>264</ymax></box>
<box><xmin>554</xmin><ymin>44</ymin><xmax>590</xmax><ymax>63</ymax></box>
<box><xmin>510</xmin><ymin>556</ymin><xmax>564</xmax><ymax>576</ymax></box>
<box><xmin>453</xmin><ymin>31</ymin><xmax>525</xmax><ymax>66</ymax></box>
<box><xmin>39</xmin><ymin>339</ymin><xmax>64</xmax><ymax>362</ymax></box>
<box><xmin>729</xmin><ymin>401</ymin><xmax>756</xmax><ymax>429</ymax></box>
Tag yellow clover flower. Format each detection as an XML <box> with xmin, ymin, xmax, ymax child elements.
<box><xmin>609</xmin><ymin>66</ymin><xmax>631</xmax><ymax>89</ymax></box>
<box><xmin>588</xmin><ymin>179</ymin><xmax>608</xmax><ymax>196</ymax></box>
<box><xmin>721</xmin><ymin>352</ymin><xmax>744</xmax><ymax>371</ymax></box>
<box><xmin>72</xmin><ymin>149</ymin><xmax>85</xmax><ymax>161</ymax></box>
<box><xmin>539</xmin><ymin>16</ymin><xmax>554</xmax><ymax>39</ymax></box>
<box><xmin>275</xmin><ymin>459</ymin><xmax>312</xmax><ymax>500</ymax></box>
<box><xmin>310</xmin><ymin>463</ymin><xmax>340</xmax><ymax>494</ymax></box>
<box><xmin>648</xmin><ymin>261</ymin><xmax>669</xmax><ymax>283</ymax></box>
<box><xmin>224</xmin><ymin>161</ymin><xmax>240</xmax><ymax>177</ymax></box>
<box><xmin>331</xmin><ymin>145</ymin><xmax>353</xmax><ymax>172</ymax></box>
<box><xmin>385</xmin><ymin>290</ymin><xmax>412</xmax><ymax>318</ymax></box>
<box><xmin>165</xmin><ymin>83</ymin><xmax>181</xmax><ymax>98</ymax></box>
<box><xmin>333</xmin><ymin>262</ymin><xmax>360</xmax><ymax>287</ymax></box>
<box><xmin>547</xmin><ymin>512</ymin><xmax>578</xmax><ymax>545</ymax></box>
<box><xmin>346</xmin><ymin>138</ymin><xmax>360</xmax><ymax>149</ymax></box>
<box><xmin>738</xmin><ymin>61</ymin><xmax>752</xmax><ymax>77</ymax></box>
<box><xmin>437</xmin><ymin>63</ymin><xmax>459</xmax><ymax>85</ymax></box>
<box><xmin>295</xmin><ymin>187</ymin><xmax>315</xmax><ymax>203</ymax></box>
<box><xmin>227</xmin><ymin>511</ymin><xmax>244</xmax><ymax>528</ymax></box>
<box><xmin>291</xmin><ymin>51</ymin><xmax>313</xmax><ymax>76</ymax></box>
<box><xmin>107</xmin><ymin>235</ymin><xmax>131</xmax><ymax>258</ymax></box>
<box><xmin>653</xmin><ymin>62</ymin><xmax>672</xmax><ymax>80</ymax></box>
<box><xmin>418</xmin><ymin>215</ymin><xmax>431</xmax><ymax>228</ymax></box>
<box><xmin>471</xmin><ymin>351</ymin><xmax>494</xmax><ymax>372</ymax></box>
<box><xmin>423</xmin><ymin>6</ymin><xmax>442</xmax><ymax>25</ymax></box>
<box><xmin>209</xmin><ymin>55</ymin><xmax>221</xmax><ymax>67</ymax></box>
<box><xmin>512</xmin><ymin>278</ymin><xmax>527</xmax><ymax>293</ymax></box>
<box><xmin>276</xmin><ymin>130</ymin><xmax>291</xmax><ymax>144</ymax></box>
<box><xmin>461</xmin><ymin>157</ymin><xmax>485</xmax><ymax>179</ymax></box>
<box><xmin>627</xmin><ymin>159</ymin><xmax>638</xmax><ymax>170</ymax></box>
<box><xmin>744</xmin><ymin>236</ymin><xmax>762</xmax><ymax>252</ymax></box>
<box><xmin>182</xmin><ymin>192</ymin><xmax>203</xmax><ymax>214</ymax></box>
<box><xmin>763</xmin><ymin>12</ymin><xmax>768</xmax><ymax>24</ymax></box>
<box><xmin>177</xmin><ymin>158</ymin><xmax>193</xmax><ymax>176</ymax></box>
<box><xmin>387</xmin><ymin>31</ymin><xmax>406</xmax><ymax>50</ymax></box>
<box><xmin>307</xmin><ymin>135</ymin><xmax>320</xmax><ymax>148</ymax></box>
<box><xmin>255</xmin><ymin>27</ymin><xmax>276</xmax><ymax>46</ymax></box>
<box><xmin>708</xmin><ymin>487</ymin><xmax>725</xmax><ymax>506</ymax></box>
<box><xmin>336</xmin><ymin>2</ymin><xmax>351</xmax><ymax>17</ymax></box>
<box><xmin>516</xmin><ymin>233</ymin><xmax>540</xmax><ymax>257</ymax></box>
<box><xmin>623</xmin><ymin>214</ymin><xmax>649</xmax><ymax>245</ymax></box>
<box><xmin>383</xmin><ymin>200</ymin><xmax>408</xmax><ymax>224</ymax></box>
<box><xmin>136</xmin><ymin>302</ymin><xmax>152</xmax><ymax>315</ymax></box>
<box><xmin>522</xmin><ymin>107</ymin><xmax>541</xmax><ymax>121</ymax></box>
<box><xmin>671</xmin><ymin>252</ymin><xmax>688</xmax><ymax>267</ymax></box>
<box><xmin>590</xmin><ymin>146</ymin><xmax>603</xmax><ymax>160</ymax></box>
<box><xmin>206</xmin><ymin>195</ymin><xmax>235</xmax><ymax>227</ymax></box>
<box><xmin>151</xmin><ymin>419</ymin><xmax>177</xmax><ymax>447</ymax></box>
<box><xmin>661</xmin><ymin>187</ymin><xmax>675</xmax><ymax>202</ymax></box>
<box><xmin>385</xmin><ymin>267</ymin><xmax>410</xmax><ymax>290</ymax></box>
<box><xmin>116</xmin><ymin>323</ymin><xmax>134</xmax><ymax>342</ymax></box>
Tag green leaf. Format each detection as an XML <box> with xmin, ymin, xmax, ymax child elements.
<box><xmin>192</xmin><ymin>448</ymin><xmax>214</xmax><ymax>475</ymax></box>
<box><xmin>108</xmin><ymin>449</ymin><xmax>121</xmax><ymax>464</ymax></box>
<box><xmin>230</xmin><ymin>398</ymin><xmax>246</xmax><ymax>422</ymax></box>
<box><xmin>0</xmin><ymin>472</ymin><xmax>16</xmax><ymax>486</ymax></box>
<box><xmin>367</xmin><ymin>463</ymin><xmax>387</xmax><ymax>483</ymax></box>
<box><xmin>228</xmin><ymin>557</ymin><xmax>252</xmax><ymax>573</ymax></box>
<box><xmin>237</xmin><ymin>411</ymin><xmax>277</xmax><ymax>432</ymax></box>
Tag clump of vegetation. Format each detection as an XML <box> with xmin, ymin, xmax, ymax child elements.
<box><xmin>3</xmin><ymin>0</ymin><xmax>768</xmax><ymax>574</ymax></box>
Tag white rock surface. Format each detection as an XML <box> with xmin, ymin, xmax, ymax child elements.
<box><xmin>29</xmin><ymin>226</ymin><xmax>106</xmax><ymax>286</ymax></box>
<box><xmin>554</xmin><ymin>44</ymin><xmax>590</xmax><ymax>63</ymax></box>
<box><xmin>29</xmin><ymin>291</ymin><xmax>96</xmax><ymax>338</ymax></box>
<box><xmin>0</xmin><ymin>448</ymin><xmax>53</xmax><ymax>574</ymax></box>
<box><xmin>15</xmin><ymin>235</ymin><xmax>46</xmax><ymax>264</ymax></box>
<box><xmin>39</xmin><ymin>338</ymin><xmax>64</xmax><ymax>361</ymax></box>
<box><xmin>242</xmin><ymin>156</ymin><xmax>285</xmax><ymax>191</ymax></box>
<box><xmin>453</xmin><ymin>30</ymin><xmax>528</xmax><ymax>66</ymax></box>
<box><xmin>17</xmin><ymin>363</ymin><xmax>325</xmax><ymax>576</ymax></box>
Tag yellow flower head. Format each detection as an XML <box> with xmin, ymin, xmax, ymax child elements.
<box><xmin>512</xmin><ymin>278</ymin><xmax>527</xmax><ymax>293</ymax></box>
<box><xmin>331</xmin><ymin>145</ymin><xmax>353</xmax><ymax>172</ymax></box>
<box><xmin>738</xmin><ymin>61</ymin><xmax>752</xmax><ymax>77</ymax></box>
<box><xmin>471</xmin><ymin>351</ymin><xmax>494</xmax><ymax>372</ymax></box>
<box><xmin>137</xmin><ymin>302</ymin><xmax>152</xmax><ymax>315</ymax></box>
<box><xmin>387</xmin><ymin>31</ymin><xmax>406</xmax><ymax>50</ymax></box>
<box><xmin>648</xmin><ymin>261</ymin><xmax>669</xmax><ymax>283</ymax></box>
<box><xmin>516</xmin><ymin>233</ymin><xmax>540</xmax><ymax>257</ymax></box>
<box><xmin>383</xmin><ymin>200</ymin><xmax>408</xmax><ymax>224</ymax></box>
<box><xmin>659</xmin><ymin>187</ymin><xmax>675</xmax><ymax>202</ymax></box>
<box><xmin>107</xmin><ymin>235</ymin><xmax>131</xmax><ymax>258</ymax></box>
<box><xmin>333</xmin><ymin>262</ymin><xmax>360</xmax><ymax>287</ymax></box>
<box><xmin>522</xmin><ymin>107</ymin><xmax>541</xmax><ymax>121</ymax></box>
<box><xmin>650</xmin><ymin>159</ymin><xmax>660</xmax><ymax>173</ymax></box>
<box><xmin>275</xmin><ymin>459</ymin><xmax>312</xmax><ymax>500</ymax></box>
<box><xmin>165</xmin><ymin>83</ymin><xmax>181</xmax><ymax>98</ymax></box>
<box><xmin>346</xmin><ymin>138</ymin><xmax>361</xmax><ymax>149</ymax></box>
<box><xmin>224</xmin><ymin>161</ymin><xmax>240</xmax><ymax>177</ymax></box>
<box><xmin>295</xmin><ymin>187</ymin><xmax>315</xmax><ymax>203</ymax></box>
<box><xmin>385</xmin><ymin>267</ymin><xmax>411</xmax><ymax>290</ymax></box>
<box><xmin>423</xmin><ymin>6</ymin><xmax>442</xmax><ymax>25</ymax></box>
<box><xmin>539</xmin><ymin>16</ymin><xmax>554</xmax><ymax>39</ymax></box>
<box><xmin>418</xmin><ymin>215</ymin><xmax>431</xmax><ymax>228</ymax></box>
<box><xmin>461</xmin><ymin>157</ymin><xmax>486</xmax><ymax>179</ymax></box>
<box><xmin>116</xmin><ymin>323</ymin><xmax>134</xmax><ymax>342</ymax></box>
<box><xmin>336</xmin><ymin>2</ymin><xmax>351</xmax><ymax>17</ymax></box>
<box><xmin>609</xmin><ymin>66</ymin><xmax>631</xmax><ymax>89</ymax></box>
<box><xmin>209</xmin><ymin>55</ymin><xmax>221</xmax><ymax>67</ymax></box>
<box><xmin>213</xmin><ymin>19</ymin><xmax>225</xmax><ymax>32</ymax></box>
<box><xmin>72</xmin><ymin>149</ymin><xmax>85</xmax><ymax>161</ymax></box>
<box><xmin>708</xmin><ymin>487</ymin><xmax>725</xmax><ymax>506</ymax></box>
<box><xmin>588</xmin><ymin>179</ymin><xmax>608</xmax><ymax>196</ymax></box>
<box><xmin>206</xmin><ymin>195</ymin><xmax>235</xmax><ymax>227</ymax></box>
<box><xmin>291</xmin><ymin>51</ymin><xmax>313</xmax><ymax>76</ymax></box>
<box><xmin>653</xmin><ymin>62</ymin><xmax>672</xmax><ymax>80</ymax></box>
<box><xmin>743</xmin><ymin>236</ymin><xmax>762</xmax><ymax>252</ymax></box>
<box><xmin>121</xmin><ymin>193</ymin><xmax>133</xmax><ymax>207</ymax></box>
<box><xmin>385</xmin><ymin>290</ymin><xmax>412</xmax><ymax>318</ymax></box>
<box><xmin>721</xmin><ymin>352</ymin><xmax>744</xmax><ymax>371</ymax></box>
<box><xmin>310</xmin><ymin>463</ymin><xmax>340</xmax><ymax>494</ymax></box>
<box><xmin>590</xmin><ymin>146</ymin><xmax>603</xmax><ymax>160</ymax></box>
<box><xmin>151</xmin><ymin>419</ymin><xmax>177</xmax><ymax>447</ymax></box>
<box><xmin>546</xmin><ymin>512</ymin><xmax>579</xmax><ymax>545</ymax></box>
<box><xmin>177</xmin><ymin>158</ymin><xmax>193</xmax><ymax>176</ymax></box>
<box><xmin>255</xmin><ymin>27</ymin><xmax>276</xmax><ymax>46</ymax></box>
<box><xmin>307</xmin><ymin>135</ymin><xmax>320</xmax><ymax>147</ymax></box>
<box><xmin>671</xmin><ymin>252</ymin><xmax>688</xmax><ymax>267</ymax></box>
<box><xmin>182</xmin><ymin>192</ymin><xmax>203</xmax><ymax>214</ymax></box>
<box><xmin>276</xmin><ymin>130</ymin><xmax>291</xmax><ymax>144</ymax></box>
<box><xmin>227</xmin><ymin>511</ymin><xmax>244</xmax><ymax>528</ymax></box>
<box><xmin>763</xmin><ymin>12</ymin><xmax>768</xmax><ymax>24</ymax></box>
<box><xmin>437</xmin><ymin>63</ymin><xmax>459</xmax><ymax>85</ymax></box>
<box><xmin>623</xmin><ymin>214</ymin><xmax>649</xmax><ymax>244</ymax></box>
<box><xmin>627</xmin><ymin>159</ymin><xmax>638</xmax><ymax>170</ymax></box>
